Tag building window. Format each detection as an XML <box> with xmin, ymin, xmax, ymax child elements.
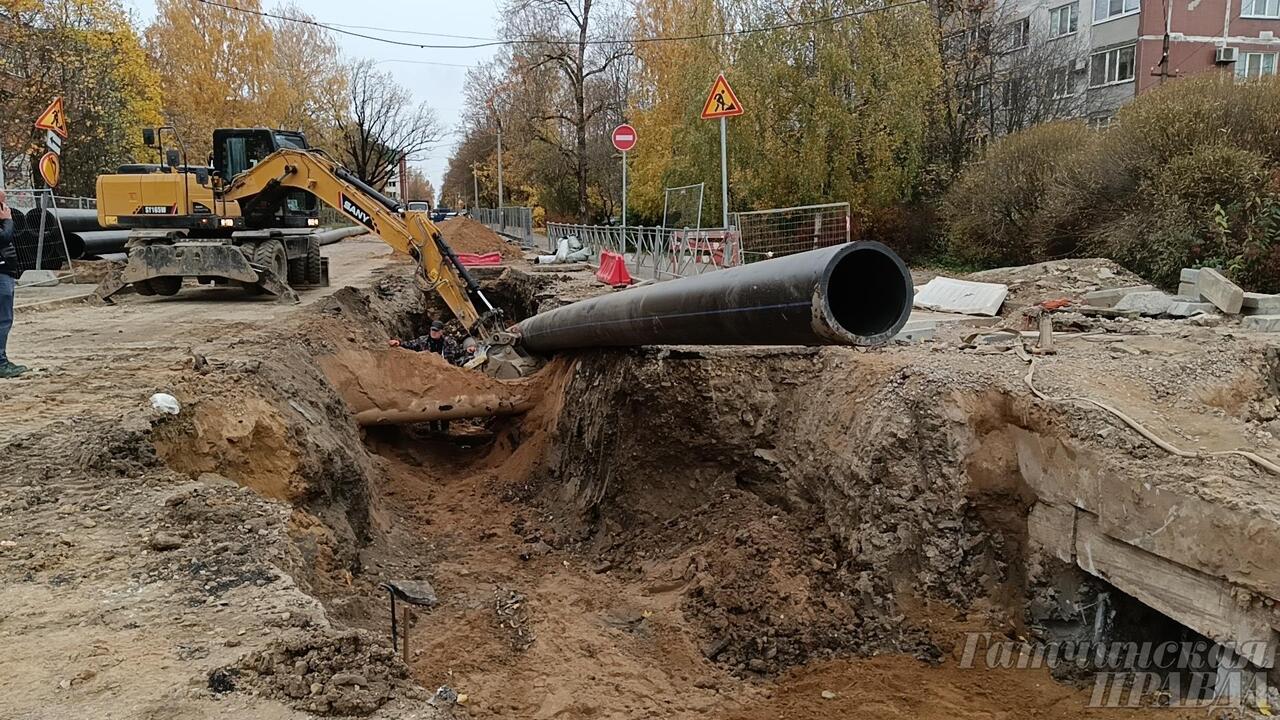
<box><xmin>1094</xmin><ymin>0</ymin><xmax>1140</xmax><ymax>22</ymax></box>
<box><xmin>1237</xmin><ymin>52</ymin><xmax>1278</xmax><ymax>78</ymax></box>
<box><xmin>1050</xmin><ymin>66</ymin><xmax>1076</xmax><ymax>97</ymax></box>
<box><xmin>971</xmin><ymin>81</ymin><xmax>990</xmax><ymax>110</ymax></box>
<box><xmin>1050</xmin><ymin>2</ymin><xmax>1081</xmax><ymax>36</ymax></box>
<box><xmin>1089</xmin><ymin>45</ymin><xmax>1136</xmax><ymax>86</ymax></box>
<box><xmin>1242</xmin><ymin>0</ymin><xmax>1280</xmax><ymax>17</ymax></box>
<box><xmin>1088</xmin><ymin>115</ymin><xmax>1118</xmax><ymax>130</ymax></box>
<box><xmin>1001</xmin><ymin>77</ymin><xmax>1025</xmax><ymax>108</ymax></box>
<box><xmin>1005</xmin><ymin>17</ymin><xmax>1030</xmax><ymax>50</ymax></box>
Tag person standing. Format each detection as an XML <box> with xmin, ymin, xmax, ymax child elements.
<box><xmin>0</xmin><ymin>190</ymin><xmax>26</xmax><ymax>379</ymax></box>
<box><xmin>388</xmin><ymin>320</ymin><xmax>462</xmax><ymax>365</ymax></box>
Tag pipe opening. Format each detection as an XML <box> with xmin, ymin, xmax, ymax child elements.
<box><xmin>825</xmin><ymin>245</ymin><xmax>912</xmax><ymax>341</ymax></box>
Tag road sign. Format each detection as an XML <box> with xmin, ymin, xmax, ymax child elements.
<box><xmin>38</xmin><ymin>152</ymin><xmax>60</xmax><ymax>187</ymax></box>
<box><xmin>611</xmin><ymin>123</ymin><xmax>637</xmax><ymax>152</ymax></box>
<box><xmin>700</xmin><ymin>74</ymin><xmax>743</xmax><ymax>120</ymax></box>
<box><xmin>45</xmin><ymin>130</ymin><xmax>62</xmax><ymax>155</ymax></box>
<box><xmin>35</xmin><ymin>96</ymin><xmax>68</xmax><ymax>138</ymax></box>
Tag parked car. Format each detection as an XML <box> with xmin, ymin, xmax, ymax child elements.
<box><xmin>431</xmin><ymin>207</ymin><xmax>458</xmax><ymax>223</ymax></box>
<box><xmin>406</xmin><ymin>201</ymin><xmax>431</xmax><ymax>213</ymax></box>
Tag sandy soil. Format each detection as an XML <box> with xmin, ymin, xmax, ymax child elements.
<box><xmin>1</xmin><ymin>225</ymin><xmax>1275</xmax><ymax>720</ymax></box>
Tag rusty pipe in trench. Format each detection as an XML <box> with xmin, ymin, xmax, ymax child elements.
<box><xmin>353</xmin><ymin>393</ymin><xmax>536</xmax><ymax>426</ymax></box>
<box><xmin>514</xmin><ymin>242</ymin><xmax>913</xmax><ymax>352</ymax></box>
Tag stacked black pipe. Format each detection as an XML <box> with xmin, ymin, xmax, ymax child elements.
<box><xmin>11</xmin><ymin>207</ymin><xmax>126</xmax><ymax>270</ymax></box>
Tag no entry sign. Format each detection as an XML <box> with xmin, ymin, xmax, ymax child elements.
<box><xmin>612</xmin><ymin>124</ymin><xmax>637</xmax><ymax>153</ymax></box>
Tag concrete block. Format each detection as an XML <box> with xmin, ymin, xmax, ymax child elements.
<box><xmin>1242</xmin><ymin>315</ymin><xmax>1280</xmax><ymax>332</ymax></box>
<box><xmin>1242</xmin><ymin>292</ymin><xmax>1280</xmax><ymax>315</ymax></box>
<box><xmin>1166</xmin><ymin>301</ymin><xmax>1217</xmax><ymax>318</ymax></box>
<box><xmin>1080</xmin><ymin>285</ymin><xmax>1156</xmax><ymax>308</ymax></box>
<box><xmin>893</xmin><ymin>320</ymin><xmax>936</xmax><ymax>343</ymax></box>
<box><xmin>1113</xmin><ymin>290</ymin><xmax>1175</xmax><ymax>316</ymax></box>
<box><xmin>18</xmin><ymin>269</ymin><xmax>59</xmax><ymax>287</ymax></box>
<box><xmin>1177</xmin><ymin>282</ymin><xmax>1200</xmax><ymax>298</ymax></box>
<box><xmin>1196</xmin><ymin>268</ymin><xmax>1244</xmax><ymax>314</ymax></box>
<box><xmin>1180</xmin><ymin>267</ymin><xmax>1200</xmax><ymax>283</ymax></box>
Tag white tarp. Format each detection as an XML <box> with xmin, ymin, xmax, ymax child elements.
<box><xmin>912</xmin><ymin>276</ymin><xmax>1008</xmax><ymax>316</ymax></box>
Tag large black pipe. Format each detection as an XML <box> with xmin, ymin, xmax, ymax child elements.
<box><xmin>27</xmin><ymin>207</ymin><xmax>101</xmax><ymax>235</ymax></box>
<box><xmin>515</xmin><ymin>242</ymin><xmax>913</xmax><ymax>352</ymax></box>
<box><xmin>66</xmin><ymin>230</ymin><xmax>129</xmax><ymax>259</ymax></box>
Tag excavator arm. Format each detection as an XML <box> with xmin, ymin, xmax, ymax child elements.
<box><xmin>220</xmin><ymin>148</ymin><xmax>498</xmax><ymax>335</ymax></box>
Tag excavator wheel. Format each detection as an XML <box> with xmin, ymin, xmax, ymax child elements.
<box><xmin>237</xmin><ymin>242</ymin><xmax>266</xmax><ymax>295</ymax></box>
<box><xmin>149</xmin><ymin>276</ymin><xmax>182</xmax><ymax>296</ymax></box>
<box><xmin>287</xmin><ymin>255</ymin><xmax>307</xmax><ymax>285</ymax></box>
<box><xmin>254</xmin><ymin>239</ymin><xmax>288</xmax><ymax>283</ymax></box>
<box><xmin>304</xmin><ymin>236</ymin><xmax>323</xmax><ymax>286</ymax></box>
<box><xmin>133</xmin><ymin>279</ymin><xmax>157</xmax><ymax>296</ymax></box>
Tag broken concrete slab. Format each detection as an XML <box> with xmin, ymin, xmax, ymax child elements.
<box><xmin>1243</xmin><ymin>292</ymin><xmax>1280</xmax><ymax>315</ymax></box>
<box><xmin>1243</xmin><ymin>315</ymin><xmax>1280</xmax><ymax>332</ymax></box>
<box><xmin>1166</xmin><ymin>301</ymin><xmax>1217</xmax><ymax>318</ymax></box>
<box><xmin>893</xmin><ymin>320</ymin><xmax>936</xmax><ymax>343</ymax></box>
<box><xmin>1080</xmin><ymin>285</ymin><xmax>1156</xmax><ymax>308</ymax></box>
<box><xmin>1113</xmin><ymin>290</ymin><xmax>1175</xmax><ymax>316</ymax></box>
<box><xmin>1177</xmin><ymin>282</ymin><xmax>1200</xmax><ymax>298</ymax></box>
<box><xmin>1196</xmin><ymin>268</ymin><xmax>1244</xmax><ymax>315</ymax></box>
<box><xmin>913</xmin><ymin>276</ymin><xmax>1008</xmax><ymax>316</ymax></box>
<box><xmin>1180</xmin><ymin>268</ymin><xmax>1200</xmax><ymax>283</ymax></box>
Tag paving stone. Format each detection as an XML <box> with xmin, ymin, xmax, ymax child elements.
<box><xmin>1166</xmin><ymin>301</ymin><xmax>1217</xmax><ymax>318</ymax></box>
<box><xmin>1114</xmin><ymin>290</ymin><xmax>1175</xmax><ymax>316</ymax></box>
<box><xmin>1242</xmin><ymin>292</ymin><xmax>1280</xmax><ymax>315</ymax></box>
<box><xmin>1196</xmin><ymin>268</ymin><xmax>1244</xmax><ymax>315</ymax></box>
<box><xmin>1081</xmin><ymin>285</ymin><xmax>1156</xmax><ymax>308</ymax></box>
<box><xmin>1242</xmin><ymin>315</ymin><xmax>1280</xmax><ymax>332</ymax></box>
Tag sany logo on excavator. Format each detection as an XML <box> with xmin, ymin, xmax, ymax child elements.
<box><xmin>340</xmin><ymin>193</ymin><xmax>376</xmax><ymax>231</ymax></box>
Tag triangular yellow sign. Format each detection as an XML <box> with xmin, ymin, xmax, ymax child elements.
<box><xmin>35</xmin><ymin>96</ymin><xmax>68</xmax><ymax>138</ymax></box>
<box><xmin>701</xmin><ymin>74</ymin><xmax>744</xmax><ymax>120</ymax></box>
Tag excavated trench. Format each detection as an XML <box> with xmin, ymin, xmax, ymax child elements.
<box><xmin>148</xmin><ymin>269</ymin><xmax>1234</xmax><ymax>718</ymax></box>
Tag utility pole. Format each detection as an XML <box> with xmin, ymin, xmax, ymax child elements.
<box><xmin>471</xmin><ymin>162</ymin><xmax>480</xmax><ymax>209</ymax></box>
<box><xmin>496</xmin><ymin>118</ymin><xmax>504</xmax><ymax>208</ymax></box>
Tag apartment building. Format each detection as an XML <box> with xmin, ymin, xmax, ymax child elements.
<box><xmin>974</xmin><ymin>0</ymin><xmax>1279</xmax><ymax>130</ymax></box>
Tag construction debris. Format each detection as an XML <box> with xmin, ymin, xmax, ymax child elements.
<box><xmin>1196</xmin><ymin>267</ymin><xmax>1245</xmax><ymax>315</ymax></box>
<box><xmin>912</xmin><ymin>276</ymin><xmax>1008</xmax><ymax>316</ymax></box>
<box><xmin>1081</xmin><ymin>284</ymin><xmax>1156</xmax><ymax>308</ymax></box>
<box><xmin>1113</xmin><ymin>290</ymin><xmax>1175</xmax><ymax>316</ymax></box>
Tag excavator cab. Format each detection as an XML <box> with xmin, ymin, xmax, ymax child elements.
<box><xmin>211</xmin><ymin>128</ymin><xmax>319</xmax><ymax>229</ymax></box>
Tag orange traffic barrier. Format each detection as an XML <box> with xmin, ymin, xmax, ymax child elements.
<box><xmin>596</xmin><ymin>251</ymin><xmax>634</xmax><ymax>287</ymax></box>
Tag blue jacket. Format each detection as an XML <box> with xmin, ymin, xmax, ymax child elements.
<box><xmin>0</xmin><ymin>218</ymin><xmax>17</xmax><ymax>278</ymax></box>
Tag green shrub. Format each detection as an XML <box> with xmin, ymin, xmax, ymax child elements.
<box><xmin>941</xmin><ymin>121</ymin><xmax>1091</xmax><ymax>266</ymax></box>
<box><xmin>946</xmin><ymin>75</ymin><xmax>1280</xmax><ymax>290</ymax></box>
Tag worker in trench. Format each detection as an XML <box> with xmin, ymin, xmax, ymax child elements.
<box><xmin>388</xmin><ymin>320</ymin><xmax>462</xmax><ymax>363</ymax></box>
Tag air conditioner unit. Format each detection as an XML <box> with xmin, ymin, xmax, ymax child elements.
<box><xmin>1073</xmin><ymin>57</ymin><xmax>1088</xmax><ymax>71</ymax></box>
<box><xmin>1215</xmin><ymin>46</ymin><xmax>1239</xmax><ymax>63</ymax></box>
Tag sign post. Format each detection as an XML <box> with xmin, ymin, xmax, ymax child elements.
<box><xmin>700</xmin><ymin>74</ymin><xmax>743</xmax><ymax>229</ymax></box>
<box><xmin>611</xmin><ymin>123</ymin><xmax>637</xmax><ymax>236</ymax></box>
<box><xmin>35</xmin><ymin>96</ymin><xmax>67</xmax><ymax>189</ymax></box>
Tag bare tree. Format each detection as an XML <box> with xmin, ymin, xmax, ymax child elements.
<box><xmin>331</xmin><ymin>60</ymin><xmax>443</xmax><ymax>191</ymax></box>
<box><xmin>502</xmin><ymin>0</ymin><xmax>632</xmax><ymax>222</ymax></box>
<box><xmin>933</xmin><ymin>0</ymin><xmax>1087</xmax><ymax>173</ymax></box>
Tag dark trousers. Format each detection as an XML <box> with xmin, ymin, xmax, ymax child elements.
<box><xmin>0</xmin><ymin>274</ymin><xmax>14</xmax><ymax>364</ymax></box>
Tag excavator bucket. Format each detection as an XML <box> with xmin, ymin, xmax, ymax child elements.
<box><xmin>468</xmin><ymin>332</ymin><xmax>541</xmax><ymax>379</ymax></box>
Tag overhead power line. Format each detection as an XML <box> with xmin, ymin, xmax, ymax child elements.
<box><xmin>191</xmin><ymin>0</ymin><xmax>929</xmax><ymax>51</ymax></box>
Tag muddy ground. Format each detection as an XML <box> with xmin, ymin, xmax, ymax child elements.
<box><xmin>2</xmin><ymin>228</ymin><xmax>1276</xmax><ymax>719</ymax></box>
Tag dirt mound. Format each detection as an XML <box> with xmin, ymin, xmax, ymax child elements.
<box><xmin>224</xmin><ymin>629</ymin><xmax>422</xmax><ymax>715</ymax></box>
<box><xmin>438</xmin><ymin>217</ymin><xmax>523</xmax><ymax>259</ymax></box>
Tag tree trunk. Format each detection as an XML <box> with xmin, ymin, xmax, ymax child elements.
<box><xmin>575</xmin><ymin>0</ymin><xmax>592</xmax><ymax>223</ymax></box>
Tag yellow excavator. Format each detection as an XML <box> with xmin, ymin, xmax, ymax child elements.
<box><xmin>93</xmin><ymin>127</ymin><xmax>533</xmax><ymax>377</ymax></box>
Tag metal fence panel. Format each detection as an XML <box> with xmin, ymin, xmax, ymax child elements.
<box><xmin>545</xmin><ymin>222</ymin><xmax>741</xmax><ymax>280</ymax></box>
<box><xmin>472</xmin><ymin>206</ymin><xmax>534</xmax><ymax>246</ymax></box>
<box><xmin>6</xmin><ymin>189</ymin><xmax>83</xmax><ymax>284</ymax></box>
<box><xmin>732</xmin><ymin>202</ymin><xmax>850</xmax><ymax>261</ymax></box>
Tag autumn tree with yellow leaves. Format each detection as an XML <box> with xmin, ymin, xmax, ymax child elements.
<box><xmin>0</xmin><ymin>0</ymin><xmax>161</xmax><ymax>195</ymax></box>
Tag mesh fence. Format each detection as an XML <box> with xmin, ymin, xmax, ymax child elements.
<box><xmin>6</xmin><ymin>189</ymin><xmax>85</xmax><ymax>282</ymax></box>
<box><xmin>732</xmin><ymin>202</ymin><xmax>850</xmax><ymax>261</ymax></box>
<box><xmin>661</xmin><ymin>184</ymin><xmax>705</xmax><ymax>229</ymax></box>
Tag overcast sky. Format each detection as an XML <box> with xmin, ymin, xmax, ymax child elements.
<box><xmin>119</xmin><ymin>0</ymin><xmax>505</xmax><ymax>191</ymax></box>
